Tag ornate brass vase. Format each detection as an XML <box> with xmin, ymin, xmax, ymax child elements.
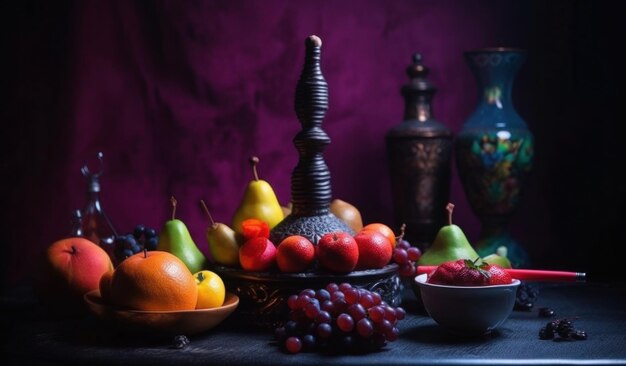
<box><xmin>386</xmin><ymin>54</ymin><xmax>452</xmax><ymax>248</ymax></box>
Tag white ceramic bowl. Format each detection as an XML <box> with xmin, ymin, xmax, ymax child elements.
<box><xmin>414</xmin><ymin>273</ymin><xmax>520</xmax><ymax>336</ymax></box>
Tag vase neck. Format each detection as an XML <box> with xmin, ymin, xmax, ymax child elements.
<box><xmin>465</xmin><ymin>50</ymin><xmax>526</xmax><ymax>110</ymax></box>
<box><xmin>404</xmin><ymin>93</ymin><xmax>434</xmax><ymax>121</ymax></box>
<box><xmin>401</xmin><ymin>53</ymin><xmax>437</xmax><ymax>122</ymax></box>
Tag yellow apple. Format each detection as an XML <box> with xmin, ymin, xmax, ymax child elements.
<box><xmin>194</xmin><ymin>270</ymin><xmax>225</xmax><ymax>309</ymax></box>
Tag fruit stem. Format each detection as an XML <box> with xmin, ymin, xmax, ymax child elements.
<box><xmin>197</xmin><ymin>271</ymin><xmax>204</xmax><ymax>282</ymax></box>
<box><xmin>170</xmin><ymin>196</ymin><xmax>177</xmax><ymax>220</ymax></box>
<box><xmin>249</xmin><ymin>156</ymin><xmax>260</xmax><ymax>181</ymax></box>
<box><xmin>199</xmin><ymin>200</ymin><xmax>216</xmax><ymax>226</ymax></box>
<box><xmin>396</xmin><ymin>223</ymin><xmax>406</xmax><ymax>241</ymax></box>
<box><xmin>143</xmin><ymin>248</ymin><xmax>147</xmax><ymax>258</ymax></box>
<box><xmin>446</xmin><ymin>203</ymin><xmax>455</xmax><ymax>226</ymax></box>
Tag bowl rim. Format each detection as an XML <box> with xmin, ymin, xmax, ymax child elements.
<box><xmin>209</xmin><ymin>263</ymin><xmax>399</xmax><ymax>282</ymax></box>
<box><xmin>84</xmin><ymin>289</ymin><xmax>240</xmax><ymax>315</ymax></box>
<box><xmin>414</xmin><ymin>273</ymin><xmax>521</xmax><ymax>289</ymax></box>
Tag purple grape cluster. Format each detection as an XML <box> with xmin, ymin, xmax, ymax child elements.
<box><xmin>113</xmin><ymin>224</ymin><xmax>159</xmax><ymax>263</ymax></box>
<box><xmin>393</xmin><ymin>239</ymin><xmax>422</xmax><ymax>278</ymax></box>
<box><xmin>274</xmin><ymin>282</ymin><xmax>406</xmax><ymax>354</ymax></box>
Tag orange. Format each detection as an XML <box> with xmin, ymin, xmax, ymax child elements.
<box><xmin>361</xmin><ymin>223</ymin><xmax>396</xmax><ymax>249</ymax></box>
<box><xmin>110</xmin><ymin>251</ymin><xmax>198</xmax><ymax>311</ymax></box>
<box><xmin>194</xmin><ymin>270</ymin><xmax>226</xmax><ymax>309</ymax></box>
<box><xmin>99</xmin><ymin>271</ymin><xmax>113</xmax><ymax>304</ymax></box>
<box><xmin>276</xmin><ymin>235</ymin><xmax>315</xmax><ymax>273</ymax></box>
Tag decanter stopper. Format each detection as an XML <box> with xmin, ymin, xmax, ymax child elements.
<box><xmin>270</xmin><ymin>35</ymin><xmax>353</xmax><ymax>245</ymax></box>
<box><xmin>403</xmin><ymin>53</ymin><xmax>435</xmax><ymax>121</ymax></box>
<box><xmin>386</xmin><ymin>53</ymin><xmax>453</xmax><ymax>247</ymax></box>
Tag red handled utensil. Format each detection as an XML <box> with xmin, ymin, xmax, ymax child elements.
<box><xmin>416</xmin><ymin>266</ymin><xmax>586</xmax><ymax>282</ymax></box>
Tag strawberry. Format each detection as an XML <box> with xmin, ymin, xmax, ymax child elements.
<box><xmin>427</xmin><ymin>258</ymin><xmax>491</xmax><ymax>286</ymax></box>
<box><xmin>485</xmin><ymin>263</ymin><xmax>513</xmax><ymax>285</ymax></box>
<box><xmin>241</xmin><ymin>218</ymin><xmax>270</xmax><ymax>240</ymax></box>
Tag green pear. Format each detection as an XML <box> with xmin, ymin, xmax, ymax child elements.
<box><xmin>157</xmin><ymin>197</ymin><xmax>208</xmax><ymax>273</ymax></box>
<box><xmin>232</xmin><ymin>156</ymin><xmax>284</xmax><ymax>235</ymax></box>
<box><xmin>417</xmin><ymin>203</ymin><xmax>480</xmax><ymax>266</ymax></box>
<box><xmin>482</xmin><ymin>246</ymin><xmax>512</xmax><ymax>268</ymax></box>
<box><xmin>200</xmin><ymin>200</ymin><xmax>240</xmax><ymax>267</ymax></box>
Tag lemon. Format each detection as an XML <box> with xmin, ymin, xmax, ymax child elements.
<box><xmin>194</xmin><ymin>270</ymin><xmax>225</xmax><ymax>309</ymax></box>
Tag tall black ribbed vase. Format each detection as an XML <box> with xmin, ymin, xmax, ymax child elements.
<box><xmin>270</xmin><ymin>35</ymin><xmax>353</xmax><ymax>245</ymax></box>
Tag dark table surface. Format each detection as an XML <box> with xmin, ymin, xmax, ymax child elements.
<box><xmin>2</xmin><ymin>281</ymin><xmax>626</xmax><ymax>366</ymax></box>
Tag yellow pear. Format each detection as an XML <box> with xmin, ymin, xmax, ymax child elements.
<box><xmin>330</xmin><ymin>198</ymin><xmax>363</xmax><ymax>233</ymax></box>
<box><xmin>281</xmin><ymin>202</ymin><xmax>293</xmax><ymax>217</ymax></box>
<box><xmin>482</xmin><ymin>246</ymin><xmax>512</xmax><ymax>268</ymax></box>
<box><xmin>200</xmin><ymin>200</ymin><xmax>240</xmax><ymax>267</ymax></box>
<box><xmin>232</xmin><ymin>156</ymin><xmax>284</xmax><ymax>235</ymax></box>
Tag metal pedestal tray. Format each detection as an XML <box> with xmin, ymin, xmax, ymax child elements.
<box><xmin>211</xmin><ymin>264</ymin><xmax>401</xmax><ymax>328</ymax></box>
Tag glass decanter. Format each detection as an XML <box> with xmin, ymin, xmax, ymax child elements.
<box><xmin>77</xmin><ymin>152</ymin><xmax>117</xmax><ymax>259</ymax></box>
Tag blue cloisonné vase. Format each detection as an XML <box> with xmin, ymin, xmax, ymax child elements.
<box><xmin>455</xmin><ymin>48</ymin><xmax>534</xmax><ymax>268</ymax></box>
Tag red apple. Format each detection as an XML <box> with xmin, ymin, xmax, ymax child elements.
<box><xmin>276</xmin><ymin>235</ymin><xmax>315</xmax><ymax>273</ymax></box>
<box><xmin>239</xmin><ymin>237</ymin><xmax>277</xmax><ymax>271</ymax></box>
<box><xmin>316</xmin><ymin>232</ymin><xmax>359</xmax><ymax>273</ymax></box>
<box><xmin>34</xmin><ymin>237</ymin><xmax>114</xmax><ymax>312</ymax></box>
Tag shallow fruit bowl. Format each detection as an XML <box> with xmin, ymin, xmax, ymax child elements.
<box><xmin>413</xmin><ymin>273</ymin><xmax>520</xmax><ymax>336</ymax></box>
<box><xmin>84</xmin><ymin>290</ymin><xmax>239</xmax><ymax>335</ymax></box>
<box><xmin>210</xmin><ymin>263</ymin><xmax>401</xmax><ymax>329</ymax></box>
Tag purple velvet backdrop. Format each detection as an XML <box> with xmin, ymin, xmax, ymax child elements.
<box><xmin>10</xmin><ymin>0</ymin><xmax>619</xmax><ymax>287</ymax></box>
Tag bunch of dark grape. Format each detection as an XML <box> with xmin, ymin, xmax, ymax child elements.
<box><xmin>514</xmin><ymin>282</ymin><xmax>539</xmax><ymax>311</ymax></box>
<box><xmin>393</xmin><ymin>238</ymin><xmax>422</xmax><ymax>279</ymax></box>
<box><xmin>539</xmin><ymin>318</ymin><xmax>587</xmax><ymax>341</ymax></box>
<box><xmin>171</xmin><ymin>335</ymin><xmax>190</xmax><ymax>349</ymax></box>
<box><xmin>273</xmin><ymin>282</ymin><xmax>407</xmax><ymax>354</ymax></box>
<box><xmin>113</xmin><ymin>224</ymin><xmax>159</xmax><ymax>262</ymax></box>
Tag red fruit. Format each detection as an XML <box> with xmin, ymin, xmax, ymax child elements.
<box><xmin>316</xmin><ymin>232</ymin><xmax>359</xmax><ymax>273</ymax></box>
<box><xmin>34</xmin><ymin>237</ymin><xmax>114</xmax><ymax>312</ymax></box>
<box><xmin>241</xmin><ymin>218</ymin><xmax>270</xmax><ymax>240</ymax></box>
<box><xmin>353</xmin><ymin>231</ymin><xmax>393</xmax><ymax>270</ymax></box>
<box><xmin>239</xmin><ymin>237</ymin><xmax>277</xmax><ymax>271</ymax></box>
<box><xmin>277</xmin><ymin>236</ymin><xmax>315</xmax><ymax>273</ymax></box>
<box><xmin>361</xmin><ymin>223</ymin><xmax>396</xmax><ymax>248</ymax></box>
<box><xmin>427</xmin><ymin>258</ymin><xmax>490</xmax><ymax>286</ymax></box>
<box><xmin>485</xmin><ymin>263</ymin><xmax>513</xmax><ymax>285</ymax></box>
<box><xmin>456</xmin><ymin>265</ymin><xmax>490</xmax><ymax>286</ymax></box>
<box><xmin>426</xmin><ymin>259</ymin><xmax>465</xmax><ymax>285</ymax></box>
